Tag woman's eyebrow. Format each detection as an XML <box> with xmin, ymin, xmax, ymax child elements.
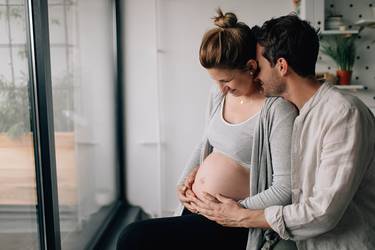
<box><xmin>218</xmin><ymin>75</ymin><xmax>235</xmax><ymax>82</ymax></box>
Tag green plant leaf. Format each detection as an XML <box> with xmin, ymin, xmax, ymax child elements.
<box><xmin>320</xmin><ymin>35</ymin><xmax>356</xmax><ymax>71</ymax></box>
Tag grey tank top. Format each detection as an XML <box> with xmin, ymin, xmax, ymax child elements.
<box><xmin>207</xmin><ymin>95</ymin><xmax>259</xmax><ymax>168</ymax></box>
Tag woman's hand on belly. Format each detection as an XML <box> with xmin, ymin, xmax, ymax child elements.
<box><xmin>184</xmin><ymin>166</ymin><xmax>199</xmax><ymax>190</ymax></box>
<box><xmin>177</xmin><ymin>166</ymin><xmax>200</xmax><ymax>213</ymax></box>
<box><xmin>177</xmin><ymin>184</ymin><xmax>199</xmax><ymax>213</ymax></box>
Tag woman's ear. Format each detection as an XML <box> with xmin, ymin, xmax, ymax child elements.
<box><xmin>246</xmin><ymin>59</ymin><xmax>258</xmax><ymax>77</ymax></box>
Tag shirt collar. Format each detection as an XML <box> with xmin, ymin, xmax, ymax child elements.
<box><xmin>299</xmin><ymin>82</ymin><xmax>333</xmax><ymax>116</ymax></box>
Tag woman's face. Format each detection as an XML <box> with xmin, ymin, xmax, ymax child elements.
<box><xmin>207</xmin><ymin>68</ymin><xmax>255</xmax><ymax>96</ymax></box>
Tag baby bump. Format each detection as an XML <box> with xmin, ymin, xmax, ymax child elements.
<box><xmin>192</xmin><ymin>152</ymin><xmax>250</xmax><ymax>201</ymax></box>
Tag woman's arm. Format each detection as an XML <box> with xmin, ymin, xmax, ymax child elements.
<box><xmin>176</xmin><ymin>85</ymin><xmax>222</xmax><ymax>186</ymax></box>
<box><xmin>176</xmin><ymin>86</ymin><xmax>221</xmax><ymax>213</ymax></box>
<box><xmin>176</xmin><ymin>142</ymin><xmax>203</xmax><ymax>186</ymax></box>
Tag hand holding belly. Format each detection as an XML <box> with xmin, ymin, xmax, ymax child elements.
<box><xmin>192</xmin><ymin>152</ymin><xmax>250</xmax><ymax>201</ymax></box>
<box><xmin>177</xmin><ymin>166</ymin><xmax>199</xmax><ymax>213</ymax></box>
<box><xmin>184</xmin><ymin>166</ymin><xmax>199</xmax><ymax>190</ymax></box>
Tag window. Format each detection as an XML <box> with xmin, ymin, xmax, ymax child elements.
<box><xmin>0</xmin><ymin>1</ymin><xmax>39</xmax><ymax>249</ymax></box>
<box><xmin>48</xmin><ymin>0</ymin><xmax>118</xmax><ymax>248</ymax></box>
<box><xmin>0</xmin><ymin>0</ymin><xmax>124</xmax><ymax>249</ymax></box>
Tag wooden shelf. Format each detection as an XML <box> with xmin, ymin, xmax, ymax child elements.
<box><xmin>320</xmin><ymin>29</ymin><xmax>359</xmax><ymax>35</ymax></box>
<box><xmin>354</xmin><ymin>19</ymin><xmax>375</xmax><ymax>28</ymax></box>
<box><xmin>334</xmin><ymin>85</ymin><xmax>367</xmax><ymax>90</ymax></box>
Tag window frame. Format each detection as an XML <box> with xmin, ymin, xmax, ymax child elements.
<box><xmin>24</xmin><ymin>0</ymin><xmax>129</xmax><ymax>249</ymax></box>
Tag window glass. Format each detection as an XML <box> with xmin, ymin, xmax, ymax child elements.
<box><xmin>47</xmin><ymin>0</ymin><xmax>118</xmax><ymax>248</ymax></box>
<box><xmin>0</xmin><ymin>1</ymin><xmax>40</xmax><ymax>249</ymax></box>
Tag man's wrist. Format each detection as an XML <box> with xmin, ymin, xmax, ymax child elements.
<box><xmin>239</xmin><ymin>208</ymin><xmax>271</xmax><ymax>229</ymax></box>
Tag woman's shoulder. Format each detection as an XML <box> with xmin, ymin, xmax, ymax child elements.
<box><xmin>263</xmin><ymin>96</ymin><xmax>298</xmax><ymax>117</ymax></box>
<box><xmin>209</xmin><ymin>85</ymin><xmax>222</xmax><ymax>98</ymax></box>
<box><xmin>208</xmin><ymin>85</ymin><xmax>224</xmax><ymax>105</ymax></box>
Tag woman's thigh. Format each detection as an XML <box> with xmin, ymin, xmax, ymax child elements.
<box><xmin>116</xmin><ymin>213</ymin><xmax>248</xmax><ymax>250</ymax></box>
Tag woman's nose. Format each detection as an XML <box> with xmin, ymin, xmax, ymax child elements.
<box><xmin>221</xmin><ymin>85</ymin><xmax>230</xmax><ymax>94</ymax></box>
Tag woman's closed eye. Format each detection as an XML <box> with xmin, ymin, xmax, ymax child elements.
<box><xmin>218</xmin><ymin>78</ymin><xmax>232</xmax><ymax>84</ymax></box>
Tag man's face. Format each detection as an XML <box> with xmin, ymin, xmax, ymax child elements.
<box><xmin>255</xmin><ymin>44</ymin><xmax>286</xmax><ymax>96</ymax></box>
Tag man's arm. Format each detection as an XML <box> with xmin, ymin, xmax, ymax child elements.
<box><xmin>190</xmin><ymin>192</ymin><xmax>271</xmax><ymax>228</ymax></box>
<box><xmin>265</xmin><ymin>107</ymin><xmax>374</xmax><ymax>240</ymax></box>
<box><xmin>240</xmin><ymin>208</ymin><xmax>270</xmax><ymax>228</ymax></box>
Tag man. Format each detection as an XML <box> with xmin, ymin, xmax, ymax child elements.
<box><xmin>191</xmin><ymin>14</ymin><xmax>375</xmax><ymax>249</ymax></box>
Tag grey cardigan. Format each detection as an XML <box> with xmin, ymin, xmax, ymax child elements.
<box><xmin>176</xmin><ymin>86</ymin><xmax>297</xmax><ymax>250</ymax></box>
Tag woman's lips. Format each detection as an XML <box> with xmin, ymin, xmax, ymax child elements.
<box><xmin>230</xmin><ymin>89</ymin><xmax>240</xmax><ymax>96</ymax></box>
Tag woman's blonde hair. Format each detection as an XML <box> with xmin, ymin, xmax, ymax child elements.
<box><xmin>199</xmin><ymin>8</ymin><xmax>256</xmax><ymax>70</ymax></box>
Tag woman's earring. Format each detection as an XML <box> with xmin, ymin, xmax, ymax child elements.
<box><xmin>249</xmin><ymin>71</ymin><xmax>254</xmax><ymax>77</ymax></box>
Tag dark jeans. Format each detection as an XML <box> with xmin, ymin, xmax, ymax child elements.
<box><xmin>116</xmin><ymin>209</ymin><xmax>248</xmax><ymax>250</ymax></box>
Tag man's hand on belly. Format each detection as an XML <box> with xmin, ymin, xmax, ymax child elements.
<box><xmin>189</xmin><ymin>192</ymin><xmax>247</xmax><ymax>227</ymax></box>
<box><xmin>190</xmin><ymin>192</ymin><xmax>270</xmax><ymax>229</ymax></box>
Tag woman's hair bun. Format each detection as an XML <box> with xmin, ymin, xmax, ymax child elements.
<box><xmin>213</xmin><ymin>8</ymin><xmax>238</xmax><ymax>28</ymax></box>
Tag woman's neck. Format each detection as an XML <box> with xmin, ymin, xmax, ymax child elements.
<box><xmin>241</xmin><ymin>91</ymin><xmax>265</xmax><ymax>102</ymax></box>
<box><xmin>228</xmin><ymin>91</ymin><xmax>265</xmax><ymax>107</ymax></box>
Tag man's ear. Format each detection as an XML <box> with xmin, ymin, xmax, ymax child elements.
<box><xmin>276</xmin><ymin>58</ymin><xmax>288</xmax><ymax>76</ymax></box>
<box><xmin>246</xmin><ymin>59</ymin><xmax>258</xmax><ymax>76</ymax></box>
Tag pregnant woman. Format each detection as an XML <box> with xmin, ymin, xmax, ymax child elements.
<box><xmin>117</xmin><ymin>9</ymin><xmax>297</xmax><ymax>250</ymax></box>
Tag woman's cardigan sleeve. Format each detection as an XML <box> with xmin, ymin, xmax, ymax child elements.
<box><xmin>240</xmin><ymin>99</ymin><xmax>298</xmax><ymax>209</ymax></box>
<box><xmin>176</xmin><ymin>86</ymin><xmax>221</xmax><ymax>186</ymax></box>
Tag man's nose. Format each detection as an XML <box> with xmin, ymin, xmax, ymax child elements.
<box><xmin>253</xmin><ymin>73</ymin><xmax>262</xmax><ymax>83</ymax></box>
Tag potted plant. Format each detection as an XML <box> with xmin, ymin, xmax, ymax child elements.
<box><xmin>320</xmin><ymin>34</ymin><xmax>357</xmax><ymax>85</ymax></box>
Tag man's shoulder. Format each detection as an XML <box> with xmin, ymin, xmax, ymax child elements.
<box><xmin>321</xmin><ymin>87</ymin><xmax>370</xmax><ymax>116</ymax></box>
<box><xmin>309</xmin><ymin>87</ymin><xmax>375</xmax><ymax>136</ymax></box>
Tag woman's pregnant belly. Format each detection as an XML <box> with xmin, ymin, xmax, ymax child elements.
<box><xmin>192</xmin><ymin>152</ymin><xmax>250</xmax><ymax>201</ymax></box>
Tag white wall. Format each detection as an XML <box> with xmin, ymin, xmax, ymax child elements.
<box><xmin>123</xmin><ymin>0</ymin><xmax>293</xmax><ymax>217</ymax></box>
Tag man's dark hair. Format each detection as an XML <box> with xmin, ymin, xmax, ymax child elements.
<box><xmin>254</xmin><ymin>14</ymin><xmax>319</xmax><ymax>77</ymax></box>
